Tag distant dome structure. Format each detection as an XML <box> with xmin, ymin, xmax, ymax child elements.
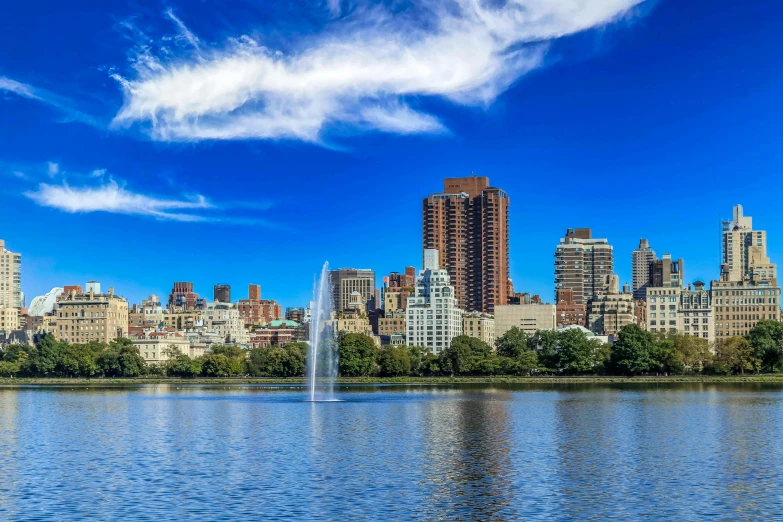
<box><xmin>29</xmin><ymin>287</ymin><xmax>64</xmax><ymax>316</ymax></box>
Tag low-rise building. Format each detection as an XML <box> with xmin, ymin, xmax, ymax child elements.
<box><xmin>495</xmin><ymin>303</ymin><xmax>556</xmax><ymax>337</ymax></box>
<box><xmin>248</xmin><ymin>320</ymin><xmax>302</xmax><ymax>348</ymax></box>
<box><xmin>55</xmin><ymin>285</ymin><xmax>128</xmax><ymax>344</ymax></box>
<box><xmin>0</xmin><ymin>307</ymin><xmax>19</xmax><ymax>332</ymax></box>
<box><xmin>462</xmin><ymin>312</ymin><xmax>495</xmax><ymax>346</ymax></box>
<box><xmin>131</xmin><ymin>333</ymin><xmax>203</xmax><ymax>364</ymax></box>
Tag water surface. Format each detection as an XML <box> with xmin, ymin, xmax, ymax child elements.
<box><xmin>1</xmin><ymin>383</ymin><xmax>782</xmax><ymax>520</ymax></box>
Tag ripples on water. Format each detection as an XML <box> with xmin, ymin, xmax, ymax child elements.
<box><xmin>0</xmin><ymin>383</ymin><xmax>782</xmax><ymax>521</ymax></box>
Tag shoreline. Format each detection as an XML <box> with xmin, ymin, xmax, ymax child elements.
<box><xmin>3</xmin><ymin>375</ymin><xmax>783</xmax><ymax>385</ymax></box>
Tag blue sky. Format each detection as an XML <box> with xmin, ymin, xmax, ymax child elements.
<box><xmin>1</xmin><ymin>0</ymin><xmax>782</xmax><ymax>309</ymax></box>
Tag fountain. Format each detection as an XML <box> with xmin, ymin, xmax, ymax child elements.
<box><xmin>307</xmin><ymin>262</ymin><xmax>338</xmax><ymax>401</ymax></box>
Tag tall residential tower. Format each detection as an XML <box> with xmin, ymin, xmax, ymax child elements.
<box><xmin>422</xmin><ymin>176</ymin><xmax>510</xmax><ymax>313</ymax></box>
<box><xmin>0</xmin><ymin>240</ymin><xmax>22</xmax><ymax>309</ymax></box>
<box><xmin>554</xmin><ymin>228</ymin><xmax>613</xmax><ymax>306</ymax></box>
<box><xmin>631</xmin><ymin>239</ymin><xmax>656</xmax><ymax>300</ymax></box>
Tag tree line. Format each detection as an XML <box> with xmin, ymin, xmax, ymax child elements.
<box><xmin>3</xmin><ymin>320</ymin><xmax>783</xmax><ymax>378</ymax></box>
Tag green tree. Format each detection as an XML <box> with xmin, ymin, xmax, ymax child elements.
<box><xmin>748</xmin><ymin>320</ymin><xmax>783</xmax><ymax>373</ymax></box>
<box><xmin>440</xmin><ymin>336</ymin><xmax>493</xmax><ymax>375</ymax></box>
<box><xmin>495</xmin><ymin>327</ymin><xmax>530</xmax><ymax>359</ymax></box>
<box><xmin>532</xmin><ymin>329</ymin><xmax>560</xmax><ymax>370</ymax></box>
<box><xmin>201</xmin><ymin>354</ymin><xmax>231</xmax><ymax>377</ymax></box>
<box><xmin>713</xmin><ymin>336</ymin><xmax>757</xmax><ymax>375</ymax></box>
<box><xmin>33</xmin><ymin>334</ymin><xmax>66</xmax><ymax>376</ymax></box>
<box><xmin>338</xmin><ymin>333</ymin><xmax>378</xmax><ymax>377</ymax></box>
<box><xmin>556</xmin><ymin>328</ymin><xmax>601</xmax><ymax>374</ymax></box>
<box><xmin>168</xmin><ymin>354</ymin><xmax>202</xmax><ymax>378</ymax></box>
<box><xmin>407</xmin><ymin>345</ymin><xmax>426</xmax><ymax>376</ymax></box>
<box><xmin>0</xmin><ymin>360</ymin><xmax>21</xmax><ymax>377</ymax></box>
<box><xmin>98</xmin><ymin>339</ymin><xmax>146</xmax><ymax>377</ymax></box>
<box><xmin>378</xmin><ymin>346</ymin><xmax>412</xmax><ymax>376</ymax></box>
<box><xmin>59</xmin><ymin>343</ymin><xmax>99</xmax><ymax>377</ymax></box>
<box><xmin>610</xmin><ymin>324</ymin><xmax>655</xmax><ymax>375</ymax></box>
<box><xmin>419</xmin><ymin>353</ymin><xmax>441</xmax><ymax>376</ymax></box>
<box><xmin>673</xmin><ymin>335</ymin><xmax>712</xmax><ymax>374</ymax></box>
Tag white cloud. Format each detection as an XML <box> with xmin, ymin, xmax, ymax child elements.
<box><xmin>0</xmin><ymin>76</ymin><xmax>100</xmax><ymax>127</ymax></box>
<box><xmin>47</xmin><ymin>162</ymin><xmax>60</xmax><ymax>176</ymax></box>
<box><xmin>111</xmin><ymin>0</ymin><xmax>645</xmax><ymax>143</ymax></box>
<box><xmin>25</xmin><ymin>180</ymin><xmax>214</xmax><ymax>222</ymax></box>
<box><xmin>0</xmin><ymin>77</ymin><xmax>37</xmax><ymax>99</ymax></box>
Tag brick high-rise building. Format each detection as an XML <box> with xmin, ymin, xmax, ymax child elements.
<box><xmin>214</xmin><ymin>284</ymin><xmax>231</xmax><ymax>303</ymax></box>
<box><xmin>422</xmin><ymin>176</ymin><xmax>510</xmax><ymax>313</ymax></box>
<box><xmin>168</xmin><ymin>282</ymin><xmax>206</xmax><ymax>311</ymax></box>
<box><xmin>554</xmin><ymin>228</ymin><xmax>613</xmax><ymax>306</ymax></box>
<box><xmin>238</xmin><ymin>284</ymin><xmax>281</xmax><ymax>325</ymax></box>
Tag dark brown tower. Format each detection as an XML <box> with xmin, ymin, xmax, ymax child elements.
<box><xmin>422</xmin><ymin>176</ymin><xmax>510</xmax><ymax>313</ymax></box>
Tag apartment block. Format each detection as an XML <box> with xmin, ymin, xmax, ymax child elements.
<box><xmin>238</xmin><ymin>284</ymin><xmax>282</xmax><ymax>325</ymax></box>
<box><xmin>632</xmin><ymin>239</ymin><xmax>656</xmax><ymax>300</ymax></box>
<box><xmin>0</xmin><ymin>306</ymin><xmax>19</xmax><ymax>332</ymax></box>
<box><xmin>586</xmin><ymin>275</ymin><xmax>635</xmax><ymax>337</ymax></box>
<box><xmin>555</xmin><ymin>288</ymin><xmax>586</xmax><ymax>328</ymax></box>
<box><xmin>55</xmin><ymin>285</ymin><xmax>129</xmax><ymax>343</ymax></box>
<box><xmin>712</xmin><ymin>204</ymin><xmax>781</xmax><ymax>340</ymax></box>
<box><xmin>554</xmin><ymin>228</ymin><xmax>613</xmax><ymax>306</ymax></box>
<box><xmin>406</xmin><ymin>249</ymin><xmax>464</xmax><ymax>353</ymax></box>
<box><xmin>330</xmin><ymin>268</ymin><xmax>376</xmax><ymax>313</ymax></box>
<box><xmin>168</xmin><ymin>282</ymin><xmax>206</xmax><ymax>311</ymax></box>
<box><xmin>423</xmin><ymin>176</ymin><xmax>510</xmax><ymax>313</ymax></box>
<box><xmin>462</xmin><ymin>312</ymin><xmax>495</xmax><ymax>346</ymax></box>
<box><xmin>647</xmin><ymin>283</ymin><xmax>715</xmax><ymax>343</ymax></box>
<box><xmin>650</xmin><ymin>254</ymin><xmax>684</xmax><ymax>288</ymax></box>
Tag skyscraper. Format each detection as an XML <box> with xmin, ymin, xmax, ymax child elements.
<box><xmin>330</xmin><ymin>268</ymin><xmax>376</xmax><ymax>312</ymax></box>
<box><xmin>631</xmin><ymin>239</ymin><xmax>656</xmax><ymax>300</ymax></box>
<box><xmin>214</xmin><ymin>284</ymin><xmax>231</xmax><ymax>303</ymax></box>
<box><xmin>722</xmin><ymin>204</ymin><xmax>776</xmax><ymax>283</ymax></box>
<box><xmin>0</xmin><ymin>239</ymin><xmax>22</xmax><ymax>309</ymax></box>
<box><xmin>554</xmin><ymin>228</ymin><xmax>613</xmax><ymax>306</ymax></box>
<box><xmin>422</xmin><ymin>176</ymin><xmax>510</xmax><ymax>313</ymax></box>
<box><xmin>713</xmin><ymin>204</ymin><xmax>781</xmax><ymax>340</ymax></box>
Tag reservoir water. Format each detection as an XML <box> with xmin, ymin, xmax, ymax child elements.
<box><xmin>1</xmin><ymin>382</ymin><xmax>782</xmax><ymax>520</ymax></box>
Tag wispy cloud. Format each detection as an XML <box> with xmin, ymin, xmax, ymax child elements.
<box><xmin>111</xmin><ymin>0</ymin><xmax>645</xmax><ymax>143</ymax></box>
<box><xmin>18</xmin><ymin>162</ymin><xmax>275</xmax><ymax>225</ymax></box>
<box><xmin>24</xmin><ymin>181</ymin><xmax>214</xmax><ymax>222</ymax></box>
<box><xmin>0</xmin><ymin>75</ymin><xmax>100</xmax><ymax>127</ymax></box>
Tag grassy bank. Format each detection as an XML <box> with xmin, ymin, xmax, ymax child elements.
<box><xmin>3</xmin><ymin>375</ymin><xmax>783</xmax><ymax>385</ymax></box>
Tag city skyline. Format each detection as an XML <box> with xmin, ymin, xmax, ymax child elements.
<box><xmin>2</xmin><ymin>1</ymin><xmax>783</xmax><ymax>308</ymax></box>
<box><xmin>5</xmin><ymin>198</ymin><xmax>780</xmax><ymax>310</ymax></box>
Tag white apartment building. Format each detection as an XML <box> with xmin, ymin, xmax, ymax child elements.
<box><xmin>0</xmin><ymin>239</ymin><xmax>22</xmax><ymax>309</ymax></box>
<box><xmin>406</xmin><ymin>249</ymin><xmax>464</xmax><ymax>353</ymax></box>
